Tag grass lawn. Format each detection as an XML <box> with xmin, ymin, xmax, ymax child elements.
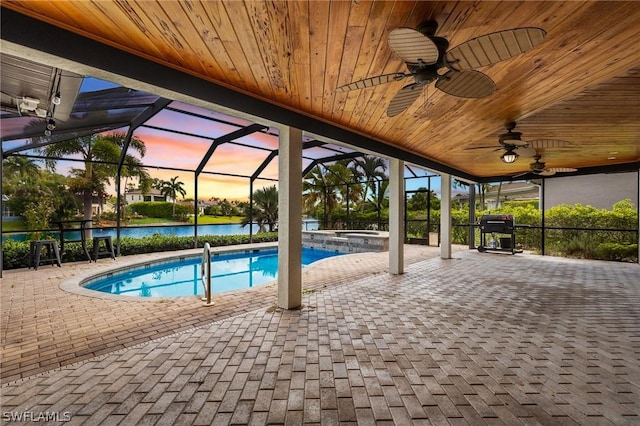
<box><xmin>127</xmin><ymin>217</ymin><xmax>185</xmax><ymax>225</ymax></box>
<box><xmin>126</xmin><ymin>216</ymin><xmax>243</xmax><ymax>225</ymax></box>
<box><xmin>2</xmin><ymin>220</ymin><xmax>26</xmax><ymax>232</ymax></box>
<box><xmin>190</xmin><ymin>215</ymin><xmax>243</xmax><ymax>224</ymax></box>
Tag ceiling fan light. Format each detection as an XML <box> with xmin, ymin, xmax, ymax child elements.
<box><xmin>501</xmin><ymin>149</ymin><xmax>518</xmax><ymax>163</ymax></box>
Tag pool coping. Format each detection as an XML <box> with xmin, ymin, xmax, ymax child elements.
<box><xmin>59</xmin><ymin>242</ymin><xmax>353</xmax><ymax>302</ymax></box>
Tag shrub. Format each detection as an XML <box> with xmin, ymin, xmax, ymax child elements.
<box><xmin>2</xmin><ymin>233</ymin><xmax>279</xmax><ymax>270</ymax></box>
<box><xmin>596</xmin><ymin>243</ymin><xmax>638</xmax><ymax>262</ymax></box>
<box><xmin>128</xmin><ymin>202</ymin><xmax>191</xmax><ymax>219</ymax></box>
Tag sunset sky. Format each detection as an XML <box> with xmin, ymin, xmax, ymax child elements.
<box><xmin>5</xmin><ymin>77</ymin><xmax>445</xmax><ymax>201</ymax></box>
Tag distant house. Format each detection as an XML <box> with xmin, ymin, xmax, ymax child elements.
<box><xmin>91</xmin><ymin>195</ymin><xmax>114</xmax><ymax>215</ymax></box>
<box><xmin>178</xmin><ymin>199</ymin><xmax>213</xmax><ymax>216</ymax></box>
<box><xmin>484</xmin><ymin>181</ymin><xmax>540</xmax><ymax>209</ymax></box>
<box><xmin>124</xmin><ymin>189</ymin><xmax>173</xmax><ymax>204</ymax></box>
<box><xmin>2</xmin><ymin>194</ymin><xmax>17</xmax><ymax>218</ymax></box>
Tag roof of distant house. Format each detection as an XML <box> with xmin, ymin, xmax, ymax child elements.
<box><xmin>125</xmin><ymin>188</ymin><xmax>164</xmax><ymax>196</ymax></box>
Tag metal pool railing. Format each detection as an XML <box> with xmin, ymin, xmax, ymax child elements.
<box><xmin>200</xmin><ymin>242</ymin><xmax>213</xmax><ymax>306</ymax></box>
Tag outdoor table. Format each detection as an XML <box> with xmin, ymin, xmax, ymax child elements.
<box><xmin>52</xmin><ymin>219</ymin><xmax>92</xmax><ymax>261</ymax></box>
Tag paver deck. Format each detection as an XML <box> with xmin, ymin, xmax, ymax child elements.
<box><xmin>1</xmin><ymin>244</ymin><xmax>639</xmax><ymax>425</ymax></box>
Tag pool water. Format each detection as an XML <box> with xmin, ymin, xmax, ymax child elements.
<box><xmin>84</xmin><ymin>248</ymin><xmax>343</xmax><ymax>298</ymax></box>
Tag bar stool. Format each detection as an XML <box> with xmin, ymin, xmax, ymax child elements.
<box><xmin>29</xmin><ymin>240</ymin><xmax>62</xmax><ymax>270</ymax></box>
<box><xmin>92</xmin><ymin>236</ymin><xmax>116</xmax><ymax>262</ymax></box>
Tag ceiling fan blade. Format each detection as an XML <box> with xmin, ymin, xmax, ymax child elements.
<box><xmin>538</xmin><ymin>169</ymin><xmax>557</xmax><ymax>176</ymax></box>
<box><xmin>527</xmin><ymin>139</ymin><xmax>572</xmax><ymax>149</ymax></box>
<box><xmin>515</xmin><ymin>146</ymin><xmax>536</xmax><ymax>157</ymax></box>
<box><xmin>445</xmin><ymin>27</ymin><xmax>546</xmax><ymax>70</ymax></box>
<box><xmin>547</xmin><ymin>167</ymin><xmax>578</xmax><ymax>173</ymax></box>
<box><xmin>512</xmin><ymin>171</ymin><xmax>532</xmax><ymax>179</ymax></box>
<box><xmin>386</xmin><ymin>83</ymin><xmax>423</xmax><ymax>117</ymax></box>
<box><xmin>388</xmin><ymin>28</ymin><xmax>439</xmax><ymax>65</ymax></box>
<box><xmin>435</xmin><ymin>70</ymin><xmax>495</xmax><ymax>98</ymax></box>
<box><xmin>335</xmin><ymin>73</ymin><xmax>409</xmax><ymax>92</ymax></box>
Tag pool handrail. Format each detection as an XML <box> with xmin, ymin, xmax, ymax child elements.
<box><xmin>200</xmin><ymin>243</ymin><xmax>214</xmax><ymax>306</ymax></box>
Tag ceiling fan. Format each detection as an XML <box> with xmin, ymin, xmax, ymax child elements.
<box><xmin>335</xmin><ymin>20</ymin><xmax>546</xmax><ymax>117</ymax></box>
<box><xmin>466</xmin><ymin>122</ymin><xmax>573</xmax><ymax>164</ymax></box>
<box><xmin>522</xmin><ymin>154</ymin><xmax>578</xmax><ymax>176</ymax></box>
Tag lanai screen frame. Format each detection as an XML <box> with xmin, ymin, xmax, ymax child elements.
<box><xmin>2</xmin><ymin>75</ymin><xmax>452</xmax><ymax>270</ymax></box>
<box><xmin>2</xmin><ymin>8</ymin><xmax>638</xmax><ymax>270</ymax></box>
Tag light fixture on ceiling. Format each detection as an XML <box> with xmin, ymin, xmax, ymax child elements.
<box><xmin>51</xmin><ymin>91</ymin><xmax>61</xmax><ymax>105</ymax></box>
<box><xmin>46</xmin><ymin>118</ymin><xmax>56</xmax><ymax>131</ymax></box>
<box><xmin>44</xmin><ymin>129</ymin><xmax>52</xmax><ymax>137</ymax></box>
<box><xmin>501</xmin><ymin>149</ymin><xmax>518</xmax><ymax>164</ymax></box>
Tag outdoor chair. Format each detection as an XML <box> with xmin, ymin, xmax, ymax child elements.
<box><xmin>29</xmin><ymin>240</ymin><xmax>62</xmax><ymax>270</ymax></box>
<box><xmin>92</xmin><ymin>236</ymin><xmax>116</xmax><ymax>262</ymax></box>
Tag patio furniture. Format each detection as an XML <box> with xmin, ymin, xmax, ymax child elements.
<box><xmin>29</xmin><ymin>240</ymin><xmax>62</xmax><ymax>270</ymax></box>
<box><xmin>92</xmin><ymin>236</ymin><xmax>115</xmax><ymax>262</ymax></box>
<box><xmin>53</xmin><ymin>219</ymin><xmax>92</xmax><ymax>261</ymax></box>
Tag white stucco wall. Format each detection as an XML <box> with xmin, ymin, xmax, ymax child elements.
<box><xmin>544</xmin><ymin>172</ymin><xmax>638</xmax><ymax>209</ymax></box>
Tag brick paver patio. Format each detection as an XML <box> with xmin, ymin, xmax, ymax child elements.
<box><xmin>1</xmin><ymin>244</ymin><xmax>639</xmax><ymax>424</ymax></box>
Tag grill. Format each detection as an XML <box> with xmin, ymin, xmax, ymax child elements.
<box><xmin>477</xmin><ymin>214</ymin><xmax>521</xmax><ymax>254</ymax></box>
<box><xmin>479</xmin><ymin>214</ymin><xmax>515</xmax><ymax>233</ymax></box>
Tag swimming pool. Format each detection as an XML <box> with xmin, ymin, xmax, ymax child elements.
<box><xmin>83</xmin><ymin>247</ymin><xmax>343</xmax><ymax>298</ymax></box>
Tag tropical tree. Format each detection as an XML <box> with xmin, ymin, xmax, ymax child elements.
<box><xmin>476</xmin><ymin>183</ymin><xmax>491</xmax><ymax>210</ymax></box>
<box><xmin>159</xmin><ymin>176</ymin><xmax>187</xmax><ymax>216</ymax></box>
<box><xmin>407</xmin><ymin>187</ymin><xmax>441</xmax><ymax>212</ymax></box>
<box><xmin>219</xmin><ymin>199</ymin><xmax>233</xmax><ymax>217</ymax></box>
<box><xmin>151</xmin><ymin>177</ymin><xmax>165</xmax><ymax>190</ymax></box>
<box><xmin>334</xmin><ymin>160</ymin><xmax>362</xmax><ymax>210</ymax></box>
<box><xmin>38</xmin><ymin>132</ymin><xmax>149</xmax><ymax>231</ymax></box>
<box><xmin>2</xmin><ymin>156</ymin><xmax>42</xmax><ymax>211</ymax></box>
<box><xmin>2</xmin><ymin>156</ymin><xmax>40</xmax><ymax>183</ymax></box>
<box><xmin>350</xmin><ymin>155</ymin><xmax>387</xmax><ymax>212</ymax></box>
<box><xmin>242</xmin><ymin>185</ymin><xmax>278</xmax><ymax>232</ymax></box>
<box><xmin>4</xmin><ymin>168</ymin><xmax>80</xmax><ymax>234</ymax></box>
<box><xmin>303</xmin><ymin>162</ymin><xmax>360</xmax><ymax>229</ymax></box>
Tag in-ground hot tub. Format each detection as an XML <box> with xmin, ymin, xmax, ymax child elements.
<box><xmin>302</xmin><ymin>230</ymin><xmax>389</xmax><ymax>253</ymax></box>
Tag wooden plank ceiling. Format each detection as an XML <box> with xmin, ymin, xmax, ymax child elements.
<box><xmin>3</xmin><ymin>1</ymin><xmax>639</xmax><ymax>179</ymax></box>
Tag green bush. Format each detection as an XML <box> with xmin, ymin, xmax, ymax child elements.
<box><xmin>484</xmin><ymin>199</ymin><xmax>637</xmax><ymax>261</ymax></box>
<box><xmin>2</xmin><ymin>233</ymin><xmax>278</xmax><ymax>270</ymax></box>
<box><xmin>128</xmin><ymin>202</ymin><xmax>192</xmax><ymax>220</ymax></box>
<box><xmin>596</xmin><ymin>243</ymin><xmax>638</xmax><ymax>262</ymax></box>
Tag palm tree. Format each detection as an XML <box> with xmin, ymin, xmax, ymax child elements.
<box><xmin>40</xmin><ymin>132</ymin><xmax>148</xmax><ymax>227</ymax></box>
<box><xmin>477</xmin><ymin>183</ymin><xmax>491</xmax><ymax>211</ymax></box>
<box><xmin>159</xmin><ymin>176</ymin><xmax>187</xmax><ymax>216</ymax></box>
<box><xmin>350</xmin><ymin>155</ymin><xmax>387</xmax><ymax>212</ymax></box>
<box><xmin>242</xmin><ymin>185</ymin><xmax>278</xmax><ymax>232</ymax></box>
<box><xmin>2</xmin><ymin>156</ymin><xmax>40</xmax><ymax>182</ymax></box>
<box><xmin>303</xmin><ymin>163</ymin><xmax>358</xmax><ymax>229</ymax></box>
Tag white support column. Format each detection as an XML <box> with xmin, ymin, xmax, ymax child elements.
<box><xmin>389</xmin><ymin>158</ymin><xmax>405</xmax><ymax>274</ymax></box>
<box><xmin>277</xmin><ymin>126</ymin><xmax>303</xmax><ymax>309</ymax></box>
<box><xmin>440</xmin><ymin>173</ymin><xmax>452</xmax><ymax>259</ymax></box>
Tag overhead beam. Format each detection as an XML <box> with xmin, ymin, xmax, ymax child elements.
<box><xmin>195</xmin><ymin>123</ymin><xmax>266</xmax><ymax>175</ymax></box>
<box><xmin>117</xmin><ymin>97</ymin><xmax>173</xmax><ymax>169</ymax></box>
<box><xmin>252</xmin><ymin>151</ymin><xmax>278</xmax><ymax>181</ymax></box>
<box><xmin>251</xmin><ymin>139</ymin><xmax>329</xmax><ymax>181</ymax></box>
<box><xmin>302</xmin><ymin>152</ymin><xmax>364</xmax><ymax>177</ymax></box>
